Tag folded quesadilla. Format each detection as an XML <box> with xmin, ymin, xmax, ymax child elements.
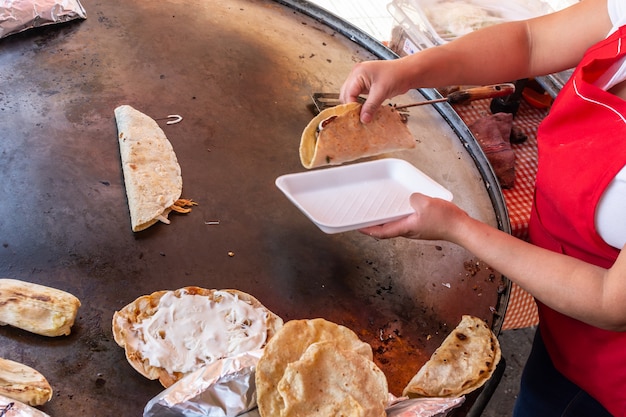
<box><xmin>402</xmin><ymin>315</ymin><xmax>501</xmax><ymax>398</ymax></box>
<box><xmin>300</xmin><ymin>102</ymin><xmax>415</xmax><ymax>169</ymax></box>
<box><xmin>114</xmin><ymin>105</ymin><xmax>195</xmax><ymax>232</ymax></box>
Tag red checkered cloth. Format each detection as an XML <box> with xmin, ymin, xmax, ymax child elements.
<box><xmin>453</xmin><ymin>99</ymin><xmax>547</xmax><ymax>329</ymax></box>
<box><xmin>453</xmin><ymin>99</ymin><xmax>547</xmax><ymax>240</ymax></box>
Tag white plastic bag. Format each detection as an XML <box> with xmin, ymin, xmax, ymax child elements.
<box><xmin>0</xmin><ymin>0</ymin><xmax>86</xmax><ymax>39</ymax></box>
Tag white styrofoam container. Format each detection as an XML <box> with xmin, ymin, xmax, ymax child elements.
<box><xmin>275</xmin><ymin>158</ymin><xmax>453</xmax><ymax>234</ymax></box>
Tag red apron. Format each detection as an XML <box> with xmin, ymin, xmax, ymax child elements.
<box><xmin>529</xmin><ymin>25</ymin><xmax>626</xmax><ymax>416</ymax></box>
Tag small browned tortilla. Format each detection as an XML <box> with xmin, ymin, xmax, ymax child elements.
<box><xmin>402</xmin><ymin>315</ymin><xmax>501</xmax><ymax>398</ymax></box>
<box><xmin>255</xmin><ymin>318</ymin><xmax>388</xmax><ymax>417</ymax></box>
<box><xmin>300</xmin><ymin>102</ymin><xmax>415</xmax><ymax>169</ymax></box>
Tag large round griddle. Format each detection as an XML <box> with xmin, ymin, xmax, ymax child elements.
<box><xmin>0</xmin><ymin>0</ymin><xmax>510</xmax><ymax>415</ymax></box>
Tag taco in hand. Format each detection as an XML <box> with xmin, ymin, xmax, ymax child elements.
<box><xmin>300</xmin><ymin>102</ymin><xmax>415</xmax><ymax>169</ymax></box>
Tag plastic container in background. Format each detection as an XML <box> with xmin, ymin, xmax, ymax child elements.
<box><xmin>387</xmin><ymin>0</ymin><xmax>578</xmax><ymax>95</ymax></box>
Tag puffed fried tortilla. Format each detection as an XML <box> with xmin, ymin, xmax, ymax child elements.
<box><xmin>115</xmin><ymin>105</ymin><xmax>194</xmax><ymax>232</ymax></box>
<box><xmin>277</xmin><ymin>341</ymin><xmax>388</xmax><ymax>417</ymax></box>
<box><xmin>300</xmin><ymin>102</ymin><xmax>415</xmax><ymax>169</ymax></box>
<box><xmin>402</xmin><ymin>315</ymin><xmax>501</xmax><ymax>398</ymax></box>
<box><xmin>255</xmin><ymin>318</ymin><xmax>385</xmax><ymax>417</ymax></box>
<box><xmin>112</xmin><ymin>287</ymin><xmax>283</xmax><ymax>387</ymax></box>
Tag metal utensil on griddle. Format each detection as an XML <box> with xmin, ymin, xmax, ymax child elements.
<box><xmin>311</xmin><ymin>83</ymin><xmax>515</xmax><ymax>114</ymax></box>
<box><xmin>310</xmin><ymin>93</ymin><xmax>365</xmax><ymax>113</ymax></box>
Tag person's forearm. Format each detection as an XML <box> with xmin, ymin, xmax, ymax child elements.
<box><xmin>359</xmin><ymin>194</ymin><xmax>625</xmax><ymax>330</ymax></box>
<box><xmin>393</xmin><ymin>20</ymin><xmax>534</xmax><ymax>89</ymax></box>
<box><xmin>450</xmin><ymin>215</ymin><xmax>626</xmax><ymax>331</ymax></box>
<box><xmin>394</xmin><ymin>0</ymin><xmax>611</xmax><ymax>90</ymax></box>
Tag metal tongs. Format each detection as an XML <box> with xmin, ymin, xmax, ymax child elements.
<box><xmin>0</xmin><ymin>402</ymin><xmax>14</xmax><ymax>417</ymax></box>
<box><xmin>311</xmin><ymin>83</ymin><xmax>515</xmax><ymax>114</ymax></box>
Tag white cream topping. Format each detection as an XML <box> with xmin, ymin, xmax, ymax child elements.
<box><xmin>132</xmin><ymin>290</ymin><xmax>269</xmax><ymax>374</ymax></box>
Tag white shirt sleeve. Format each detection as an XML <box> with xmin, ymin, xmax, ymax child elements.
<box><xmin>593</xmin><ymin>0</ymin><xmax>626</xmax><ymax>249</ymax></box>
<box><xmin>607</xmin><ymin>0</ymin><xmax>626</xmax><ymax>30</ymax></box>
<box><xmin>595</xmin><ymin>169</ymin><xmax>626</xmax><ymax>249</ymax></box>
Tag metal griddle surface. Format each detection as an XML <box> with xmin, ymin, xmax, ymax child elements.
<box><xmin>0</xmin><ymin>0</ymin><xmax>509</xmax><ymax>415</ymax></box>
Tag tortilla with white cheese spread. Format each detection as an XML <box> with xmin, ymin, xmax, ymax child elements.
<box><xmin>112</xmin><ymin>287</ymin><xmax>284</xmax><ymax>387</ymax></box>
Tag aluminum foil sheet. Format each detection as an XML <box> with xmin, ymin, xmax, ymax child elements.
<box><xmin>386</xmin><ymin>396</ymin><xmax>465</xmax><ymax>417</ymax></box>
<box><xmin>143</xmin><ymin>350</ymin><xmax>262</xmax><ymax>417</ymax></box>
<box><xmin>0</xmin><ymin>0</ymin><xmax>86</xmax><ymax>39</ymax></box>
<box><xmin>0</xmin><ymin>394</ymin><xmax>50</xmax><ymax>417</ymax></box>
<box><xmin>143</xmin><ymin>347</ymin><xmax>464</xmax><ymax>417</ymax></box>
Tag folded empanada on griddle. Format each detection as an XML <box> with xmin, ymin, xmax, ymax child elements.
<box><xmin>115</xmin><ymin>105</ymin><xmax>193</xmax><ymax>232</ymax></box>
<box><xmin>402</xmin><ymin>315</ymin><xmax>501</xmax><ymax>398</ymax></box>
<box><xmin>0</xmin><ymin>357</ymin><xmax>52</xmax><ymax>406</ymax></box>
<box><xmin>300</xmin><ymin>102</ymin><xmax>415</xmax><ymax>169</ymax></box>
